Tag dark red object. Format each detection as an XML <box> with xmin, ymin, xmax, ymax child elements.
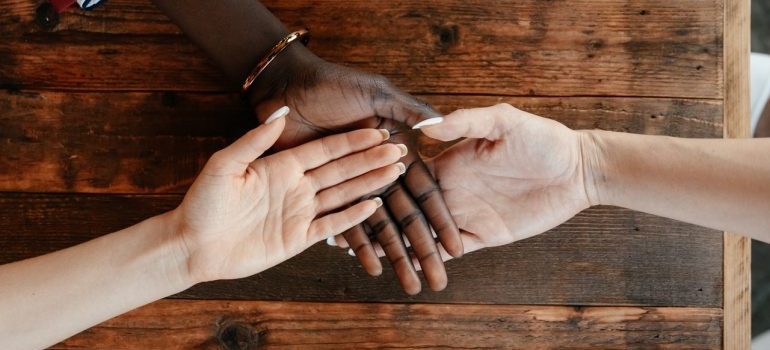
<box><xmin>49</xmin><ymin>0</ymin><xmax>76</xmax><ymax>13</ymax></box>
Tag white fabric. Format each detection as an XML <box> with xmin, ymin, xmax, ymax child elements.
<box><xmin>754</xmin><ymin>329</ymin><xmax>770</xmax><ymax>349</ymax></box>
<box><xmin>751</xmin><ymin>53</ymin><xmax>770</xmax><ymax>134</ymax></box>
<box><xmin>76</xmin><ymin>0</ymin><xmax>103</xmax><ymax>9</ymax></box>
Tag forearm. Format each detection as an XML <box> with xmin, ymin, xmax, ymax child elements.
<box><xmin>151</xmin><ymin>0</ymin><xmax>320</xmax><ymax>111</ymax></box>
<box><xmin>583</xmin><ymin>130</ymin><xmax>770</xmax><ymax>240</ymax></box>
<box><xmin>151</xmin><ymin>0</ymin><xmax>287</xmax><ymax>84</ymax></box>
<box><xmin>0</xmin><ymin>212</ymin><xmax>193</xmax><ymax>349</ymax></box>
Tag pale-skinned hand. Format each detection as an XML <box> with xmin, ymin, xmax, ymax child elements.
<box><xmin>363</xmin><ymin>104</ymin><xmax>593</xmax><ymax>266</ymax></box>
<box><xmin>171</xmin><ymin>107</ymin><xmax>405</xmax><ymax>283</ymax></box>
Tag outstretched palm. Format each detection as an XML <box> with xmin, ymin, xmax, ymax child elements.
<box><xmin>426</xmin><ymin>104</ymin><xmax>592</xmax><ymax>252</ymax></box>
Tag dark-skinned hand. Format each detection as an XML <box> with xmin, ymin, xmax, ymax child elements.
<box><xmin>249</xmin><ymin>45</ymin><xmax>463</xmax><ymax>294</ymax></box>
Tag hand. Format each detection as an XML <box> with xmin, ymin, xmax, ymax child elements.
<box><xmin>170</xmin><ymin>107</ymin><xmax>405</xmax><ymax>283</ymax></box>
<box><xmin>250</xmin><ymin>46</ymin><xmax>462</xmax><ymax>294</ymax></box>
<box><xmin>401</xmin><ymin>104</ymin><xmax>593</xmax><ymax>262</ymax></box>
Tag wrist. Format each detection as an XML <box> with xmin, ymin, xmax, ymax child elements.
<box><xmin>577</xmin><ymin>130</ymin><xmax>612</xmax><ymax>207</ymax></box>
<box><xmin>152</xmin><ymin>210</ymin><xmax>198</xmax><ymax>288</ymax></box>
<box><xmin>246</xmin><ymin>43</ymin><xmax>323</xmax><ymax>112</ymax></box>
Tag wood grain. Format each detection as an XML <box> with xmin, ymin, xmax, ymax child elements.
<box><xmin>723</xmin><ymin>0</ymin><xmax>751</xmax><ymax>348</ymax></box>
<box><xmin>0</xmin><ymin>90</ymin><xmax>722</xmax><ymax>193</ymax></box>
<box><xmin>1</xmin><ymin>0</ymin><xmax>723</xmax><ymax>98</ymax></box>
<box><xmin>0</xmin><ymin>193</ymin><xmax>723</xmax><ymax>307</ymax></box>
<box><xmin>52</xmin><ymin>299</ymin><xmax>723</xmax><ymax>349</ymax></box>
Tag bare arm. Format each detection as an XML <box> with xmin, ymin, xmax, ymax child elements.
<box><xmin>0</xmin><ymin>114</ymin><xmax>401</xmax><ymax>349</ymax></box>
<box><xmin>584</xmin><ymin>131</ymin><xmax>770</xmax><ymax>239</ymax></box>
<box><xmin>403</xmin><ymin>104</ymin><xmax>770</xmax><ymax>264</ymax></box>
<box><xmin>0</xmin><ymin>213</ymin><xmax>190</xmax><ymax>349</ymax></box>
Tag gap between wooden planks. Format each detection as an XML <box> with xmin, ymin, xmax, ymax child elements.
<box><xmin>51</xmin><ymin>299</ymin><xmax>723</xmax><ymax>349</ymax></box>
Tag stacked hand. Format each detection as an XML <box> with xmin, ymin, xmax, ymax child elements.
<box><xmin>250</xmin><ymin>46</ymin><xmax>462</xmax><ymax>294</ymax></box>
<box><xmin>172</xmin><ymin>107</ymin><xmax>405</xmax><ymax>283</ymax></box>
<box><xmin>335</xmin><ymin>104</ymin><xmax>594</xmax><ymax>267</ymax></box>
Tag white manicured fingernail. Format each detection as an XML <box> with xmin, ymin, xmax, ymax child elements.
<box><xmin>373</xmin><ymin>197</ymin><xmax>383</xmax><ymax>208</ymax></box>
<box><xmin>265</xmin><ymin>106</ymin><xmax>290</xmax><ymax>124</ymax></box>
<box><xmin>396</xmin><ymin>144</ymin><xmax>408</xmax><ymax>157</ymax></box>
<box><xmin>348</xmin><ymin>248</ymin><xmax>356</xmax><ymax>256</ymax></box>
<box><xmin>395</xmin><ymin>162</ymin><xmax>406</xmax><ymax>175</ymax></box>
<box><xmin>412</xmin><ymin>117</ymin><xmax>444</xmax><ymax>129</ymax></box>
<box><xmin>378</xmin><ymin>129</ymin><xmax>390</xmax><ymax>140</ymax></box>
<box><xmin>326</xmin><ymin>236</ymin><xmax>337</xmax><ymax>246</ymax></box>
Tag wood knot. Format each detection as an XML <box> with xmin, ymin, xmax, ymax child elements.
<box><xmin>216</xmin><ymin>319</ymin><xmax>261</xmax><ymax>350</ymax></box>
<box><xmin>35</xmin><ymin>2</ymin><xmax>59</xmax><ymax>31</ymax></box>
<box><xmin>432</xmin><ymin>24</ymin><xmax>460</xmax><ymax>50</ymax></box>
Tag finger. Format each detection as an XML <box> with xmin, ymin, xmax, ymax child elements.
<box><xmin>309</xmin><ymin>198</ymin><xmax>383</xmax><ymax>243</ymax></box>
<box><xmin>403</xmin><ymin>160</ymin><xmax>463</xmax><ymax>258</ymax></box>
<box><xmin>307</xmin><ymin>143</ymin><xmax>405</xmax><ymax>192</ymax></box>
<box><xmin>372</xmin><ymin>80</ymin><xmax>444</xmax><ymax>127</ymax></box>
<box><xmin>291</xmin><ymin>128</ymin><xmax>391</xmax><ymax>171</ymax></box>
<box><xmin>208</xmin><ymin>106</ymin><xmax>288</xmax><ymax>173</ymax></box>
<box><xmin>366</xmin><ymin>205</ymin><xmax>422</xmax><ymax>295</ymax></box>
<box><xmin>315</xmin><ymin>162</ymin><xmax>405</xmax><ymax>214</ymax></box>
<box><xmin>372</xmin><ymin>231</ymin><xmax>486</xmax><ymax>271</ymax></box>
<box><xmin>342</xmin><ymin>224</ymin><xmax>382</xmax><ymax>276</ymax></box>
<box><xmin>325</xmin><ymin>234</ymin><xmax>349</xmax><ymax>248</ymax></box>
<box><xmin>419</xmin><ymin>103</ymin><xmax>518</xmax><ymax>142</ymax></box>
<box><xmin>383</xmin><ymin>183</ymin><xmax>448</xmax><ymax>292</ymax></box>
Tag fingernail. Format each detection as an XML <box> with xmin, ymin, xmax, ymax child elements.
<box><xmin>396</xmin><ymin>144</ymin><xmax>408</xmax><ymax>157</ymax></box>
<box><xmin>412</xmin><ymin>117</ymin><xmax>444</xmax><ymax>129</ymax></box>
<box><xmin>265</xmin><ymin>106</ymin><xmax>290</xmax><ymax>124</ymax></box>
<box><xmin>348</xmin><ymin>248</ymin><xmax>356</xmax><ymax>257</ymax></box>
<box><xmin>395</xmin><ymin>162</ymin><xmax>406</xmax><ymax>175</ymax></box>
<box><xmin>378</xmin><ymin>129</ymin><xmax>390</xmax><ymax>140</ymax></box>
<box><xmin>372</xmin><ymin>197</ymin><xmax>383</xmax><ymax>208</ymax></box>
<box><xmin>326</xmin><ymin>236</ymin><xmax>337</xmax><ymax>246</ymax></box>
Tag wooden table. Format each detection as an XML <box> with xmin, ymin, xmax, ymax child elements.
<box><xmin>0</xmin><ymin>0</ymin><xmax>751</xmax><ymax>348</ymax></box>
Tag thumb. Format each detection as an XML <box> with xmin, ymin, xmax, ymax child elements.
<box><xmin>210</xmin><ymin>106</ymin><xmax>288</xmax><ymax>172</ymax></box>
<box><xmin>371</xmin><ymin>78</ymin><xmax>444</xmax><ymax>127</ymax></box>
<box><xmin>418</xmin><ymin>104</ymin><xmax>515</xmax><ymax>142</ymax></box>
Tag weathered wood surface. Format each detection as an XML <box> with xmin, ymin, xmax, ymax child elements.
<box><xmin>1</xmin><ymin>0</ymin><xmax>722</xmax><ymax>98</ymax></box>
<box><xmin>0</xmin><ymin>193</ymin><xmax>722</xmax><ymax>307</ymax></box>
<box><xmin>52</xmin><ymin>299</ymin><xmax>723</xmax><ymax>349</ymax></box>
<box><xmin>0</xmin><ymin>90</ymin><xmax>722</xmax><ymax>193</ymax></box>
<box><xmin>0</xmin><ymin>0</ymin><xmax>732</xmax><ymax>347</ymax></box>
<box><xmin>722</xmin><ymin>0</ymin><xmax>752</xmax><ymax>347</ymax></box>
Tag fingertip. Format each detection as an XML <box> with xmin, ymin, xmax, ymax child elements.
<box><xmin>430</xmin><ymin>276</ymin><xmax>448</xmax><ymax>292</ymax></box>
<box><xmin>264</xmin><ymin>106</ymin><xmax>290</xmax><ymax>124</ymax></box>
<box><xmin>412</xmin><ymin>117</ymin><xmax>445</xmax><ymax>130</ymax></box>
<box><xmin>419</xmin><ymin>123</ymin><xmax>454</xmax><ymax>142</ymax></box>
<box><xmin>403</xmin><ymin>283</ymin><xmax>422</xmax><ymax>295</ymax></box>
<box><xmin>370</xmin><ymin>266</ymin><xmax>383</xmax><ymax>276</ymax></box>
<box><xmin>335</xmin><ymin>235</ymin><xmax>349</xmax><ymax>248</ymax></box>
<box><xmin>326</xmin><ymin>236</ymin><xmax>337</xmax><ymax>246</ymax></box>
<box><xmin>444</xmin><ymin>242</ymin><xmax>465</xmax><ymax>258</ymax></box>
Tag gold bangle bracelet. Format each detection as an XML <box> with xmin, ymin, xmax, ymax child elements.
<box><xmin>242</xmin><ymin>29</ymin><xmax>310</xmax><ymax>92</ymax></box>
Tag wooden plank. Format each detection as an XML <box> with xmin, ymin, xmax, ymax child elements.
<box><xmin>0</xmin><ymin>193</ymin><xmax>722</xmax><ymax>307</ymax></box>
<box><xmin>53</xmin><ymin>299</ymin><xmax>723</xmax><ymax>349</ymax></box>
<box><xmin>0</xmin><ymin>91</ymin><xmax>722</xmax><ymax>193</ymax></box>
<box><xmin>723</xmin><ymin>0</ymin><xmax>751</xmax><ymax>348</ymax></box>
<box><xmin>1</xmin><ymin>0</ymin><xmax>723</xmax><ymax>98</ymax></box>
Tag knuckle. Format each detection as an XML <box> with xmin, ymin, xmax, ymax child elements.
<box><xmin>370</xmin><ymin>218</ymin><xmax>396</xmax><ymax>237</ymax></box>
<box><xmin>398</xmin><ymin>210</ymin><xmax>426</xmax><ymax>229</ymax></box>
<box><xmin>416</xmin><ymin>249</ymin><xmax>439</xmax><ymax>262</ymax></box>
<box><xmin>390</xmin><ymin>254</ymin><xmax>411</xmax><ymax>267</ymax></box>
<box><xmin>495</xmin><ymin>103</ymin><xmax>516</xmax><ymax>114</ymax></box>
<box><xmin>412</xmin><ymin>182</ymin><xmax>441</xmax><ymax>206</ymax></box>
